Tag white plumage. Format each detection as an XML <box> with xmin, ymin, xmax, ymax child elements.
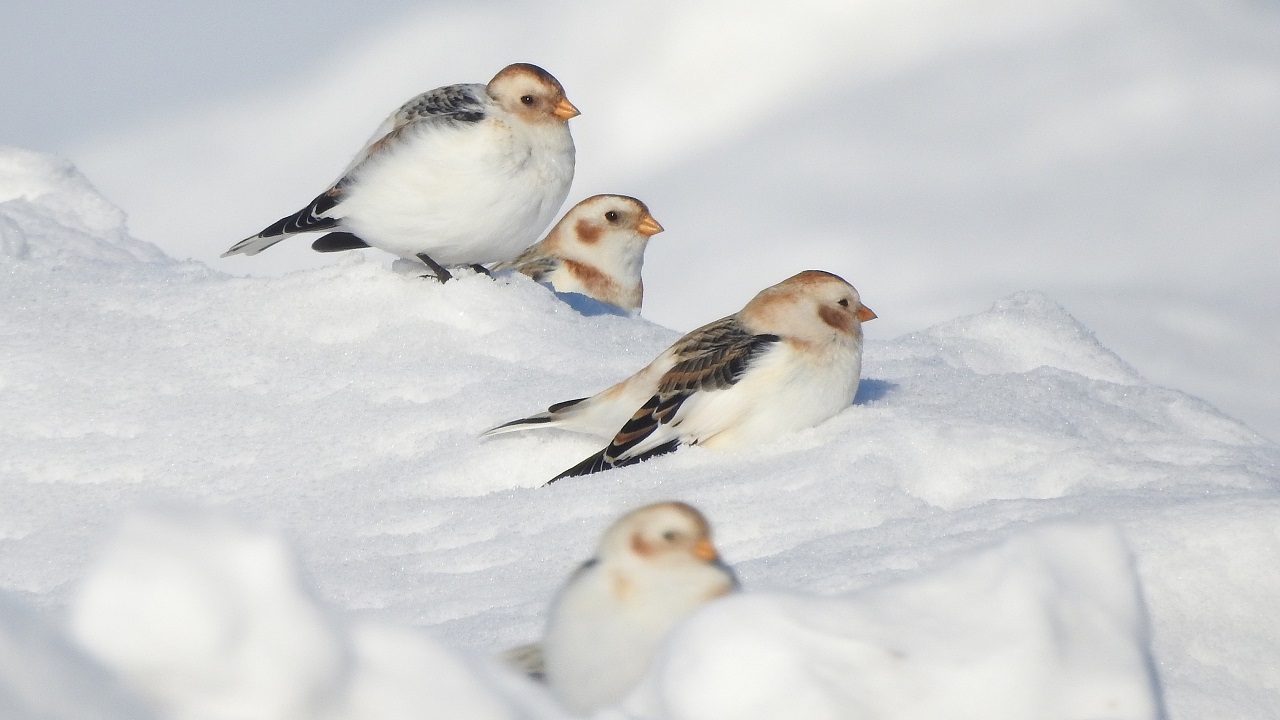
<box><xmin>541</xmin><ymin>502</ymin><xmax>737</xmax><ymax>714</ymax></box>
<box><xmin>483</xmin><ymin>270</ymin><xmax>877</xmax><ymax>481</ymax></box>
<box><xmin>223</xmin><ymin>63</ymin><xmax>578</xmax><ymax>278</ymax></box>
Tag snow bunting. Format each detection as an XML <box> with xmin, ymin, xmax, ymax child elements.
<box><xmin>493</xmin><ymin>194</ymin><xmax>663</xmax><ymax>313</ymax></box>
<box><xmin>222</xmin><ymin>63</ymin><xmax>579</xmax><ymax>282</ymax></box>
<box><xmin>542</xmin><ymin>502</ymin><xmax>737</xmax><ymax>714</ymax></box>
<box><xmin>483</xmin><ymin>270</ymin><xmax>876</xmax><ymax>482</ymax></box>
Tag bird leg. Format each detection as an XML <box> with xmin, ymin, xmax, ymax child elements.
<box><xmin>416</xmin><ymin>253</ymin><xmax>453</xmax><ymax>283</ymax></box>
<box><xmin>469</xmin><ymin>264</ymin><xmax>495</xmax><ymax>279</ymax></box>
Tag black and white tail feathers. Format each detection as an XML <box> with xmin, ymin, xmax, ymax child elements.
<box><xmin>221</xmin><ymin>190</ymin><xmax>342</xmax><ymax>257</ymax></box>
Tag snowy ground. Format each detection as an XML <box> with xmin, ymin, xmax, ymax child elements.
<box><xmin>3</xmin><ymin>147</ymin><xmax>1280</xmax><ymax>717</ymax></box>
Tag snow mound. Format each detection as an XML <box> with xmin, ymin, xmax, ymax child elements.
<box><xmin>625</xmin><ymin>525</ymin><xmax>1158</xmax><ymax>720</ymax></box>
<box><xmin>2</xmin><ymin>151</ymin><xmax>1278</xmax><ymax>717</ymax></box>
<box><xmin>0</xmin><ymin>592</ymin><xmax>154</xmax><ymax>720</ymax></box>
<box><xmin>0</xmin><ymin>146</ymin><xmax>172</xmax><ymax>267</ymax></box>
<box><xmin>70</xmin><ymin>514</ymin><xmax>564</xmax><ymax>720</ymax></box>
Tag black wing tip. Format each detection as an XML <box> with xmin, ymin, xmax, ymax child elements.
<box><xmin>543</xmin><ymin>438</ymin><xmax>682</xmax><ymax>487</ymax></box>
<box><xmin>311</xmin><ymin>232</ymin><xmax>370</xmax><ymax>253</ymax></box>
<box><xmin>546</xmin><ymin>450</ymin><xmax>612</xmax><ymax>485</ymax></box>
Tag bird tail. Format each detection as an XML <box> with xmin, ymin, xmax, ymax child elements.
<box><xmin>480</xmin><ymin>397</ymin><xmax>588</xmax><ymax>437</ymax></box>
<box><xmin>221</xmin><ymin>234</ymin><xmax>290</xmax><ymax>257</ymax></box>
<box><xmin>221</xmin><ymin>190</ymin><xmax>342</xmax><ymax>257</ymax></box>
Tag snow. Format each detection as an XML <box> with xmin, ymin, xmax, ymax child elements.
<box><xmin>3</xmin><ymin>147</ymin><xmax>1279</xmax><ymax>718</ymax></box>
<box><xmin>623</xmin><ymin>525</ymin><xmax>1159</xmax><ymax>720</ymax></box>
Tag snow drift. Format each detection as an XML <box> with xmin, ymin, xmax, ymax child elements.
<box><xmin>2</xmin><ymin>146</ymin><xmax>1279</xmax><ymax>717</ymax></box>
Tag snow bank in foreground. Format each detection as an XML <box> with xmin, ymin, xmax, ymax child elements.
<box><xmin>2</xmin><ymin>149</ymin><xmax>1278</xmax><ymax>717</ymax></box>
<box><xmin>69</xmin><ymin>514</ymin><xmax>556</xmax><ymax>720</ymax></box>
<box><xmin>0</xmin><ymin>592</ymin><xmax>154</xmax><ymax>720</ymax></box>
<box><xmin>625</xmin><ymin>525</ymin><xmax>1158</xmax><ymax>720</ymax></box>
<box><xmin>58</xmin><ymin>515</ymin><xmax>1158</xmax><ymax>720</ymax></box>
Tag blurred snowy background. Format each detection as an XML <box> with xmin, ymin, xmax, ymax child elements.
<box><xmin>3</xmin><ymin>0</ymin><xmax>1277</xmax><ymax>440</ymax></box>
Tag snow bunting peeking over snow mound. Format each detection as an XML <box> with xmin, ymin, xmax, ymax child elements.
<box><xmin>222</xmin><ymin>63</ymin><xmax>579</xmax><ymax>283</ymax></box>
<box><xmin>538</xmin><ymin>501</ymin><xmax>737</xmax><ymax>714</ymax></box>
<box><xmin>493</xmin><ymin>194</ymin><xmax>663</xmax><ymax>314</ymax></box>
<box><xmin>483</xmin><ymin>270</ymin><xmax>876</xmax><ymax>483</ymax></box>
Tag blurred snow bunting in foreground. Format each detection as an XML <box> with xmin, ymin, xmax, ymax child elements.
<box><xmin>493</xmin><ymin>194</ymin><xmax>663</xmax><ymax>313</ymax></box>
<box><xmin>484</xmin><ymin>270</ymin><xmax>876</xmax><ymax>482</ymax></box>
<box><xmin>505</xmin><ymin>501</ymin><xmax>737</xmax><ymax>714</ymax></box>
<box><xmin>222</xmin><ymin>63</ymin><xmax>578</xmax><ymax>282</ymax></box>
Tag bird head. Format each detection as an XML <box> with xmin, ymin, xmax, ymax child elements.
<box><xmin>488</xmin><ymin>63</ymin><xmax>580</xmax><ymax>124</ymax></box>
<box><xmin>741</xmin><ymin>270</ymin><xmax>876</xmax><ymax>344</ymax></box>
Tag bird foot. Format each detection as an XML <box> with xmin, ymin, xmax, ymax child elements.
<box><xmin>416</xmin><ymin>253</ymin><xmax>453</xmax><ymax>283</ymax></box>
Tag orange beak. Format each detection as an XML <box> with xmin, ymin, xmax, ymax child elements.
<box><xmin>692</xmin><ymin>537</ymin><xmax>719</xmax><ymax>562</ymax></box>
<box><xmin>856</xmin><ymin>305</ymin><xmax>877</xmax><ymax>322</ymax></box>
<box><xmin>553</xmin><ymin>97</ymin><xmax>581</xmax><ymax>120</ymax></box>
<box><xmin>636</xmin><ymin>213</ymin><xmax>664</xmax><ymax>236</ymax></box>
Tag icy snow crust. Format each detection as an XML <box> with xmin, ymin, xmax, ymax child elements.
<box><xmin>3</xmin><ymin>147</ymin><xmax>1279</xmax><ymax>717</ymax></box>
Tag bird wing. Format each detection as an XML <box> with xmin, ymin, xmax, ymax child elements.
<box><xmin>224</xmin><ymin>84</ymin><xmax>490</xmax><ymax>257</ymax></box>
<box><xmin>549</xmin><ymin>317</ymin><xmax>781</xmax><ymax>482</ymax></box>
<box><xmin>338</xmin><ymin>82</ymin><xmax>489</xmax><ymax>179</ymax></box>
<box><xmin>493</xmin><ymin>248</ymin><xmax>560</xmax><ymax>282</ymax></box>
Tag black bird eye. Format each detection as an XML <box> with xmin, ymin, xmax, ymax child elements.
<box><xmin>605</xmin><ymin>210</ymin><xmax>619</xmax><ymax>222</ymax></box>
<box><xmin>520</xmin><ymin>95</ymin><xmax>535</xmax><ymax>105</ymax></box>
<box><xmin>662</xmin><ymin>530</ymin><xmax>677</xmax><ymax>542</ymax></box>
<box><xmin>837</xmin><ymin>298</ymin><xmax>850</xmax><ymax>307</ymax></box>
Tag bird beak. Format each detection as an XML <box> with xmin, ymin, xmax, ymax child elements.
<box><xmin>553</xmin><ymin>97</ymin><xmax>581</xmax><ymax>120</ymax></box>
<box><xmin>692</xmin><ymin>538</ymin><xmax>719</xmax><ymax>562</ymax></box>
<box><xmin>637</xmin><ymin>214</ymin><xmax>664</xmax><ymax>236</ymax></box>
<box><xmin>856</xmin><ymin>305</ymin><xmax>877</xmax><ymax>322</ymax></box>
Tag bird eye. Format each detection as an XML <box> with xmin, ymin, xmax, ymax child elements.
<box><xmin>520</xmin><ymin>95</ymin><xmax>535</xmax><ymax>105</ymax></box>
<box><xmin>662</xmin><ymin>530</ymin><xmax>677</xmax><ymax>542</ymax></box>
<box><xmin>837</xmin><ymin>298</ymin><xmax>850</xmax><ymax>307</ymax></box>
<box><xmin>604</xmin><ymin>210</ymin><xmax>619</xmax><ymax>223</ymax></box>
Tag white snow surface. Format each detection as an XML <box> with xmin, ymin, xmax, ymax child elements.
<box><xmin>3</xmin><ymin>147</ymin><xmax>1280</xmax><ymax>717</ymax></box>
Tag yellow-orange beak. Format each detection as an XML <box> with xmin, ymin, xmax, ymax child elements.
<box><xmin>692</xmin><ymin>537</ymin><xmax>719</xmax><ymax>562</ymax></box>
<box><xmin>856</xmin><ymin>305</ymin><xmax>877</xmax><ymax>322</ymax></box>
<box><xmin>636</xmin><ymin>213</ymin><xmax>664</xmax><ymax>236</ymax></box>
<box><xmin>553</xmin><ymin>97</ymin><xmax>581</xmax><ymax>120</ymax></box>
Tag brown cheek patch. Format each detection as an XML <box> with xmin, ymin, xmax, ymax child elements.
<box><xmin>630</xmin><ymin>533</ymin><xmax>654</xmax><ymax>557</ymax></box>
<box><xmin>575</xmin><ymin>219</ymin><xmax>602</xmax><ymax>244</ymax></box>
<box><xmin>818</xmin><ymin>305</ymin><xmax>852</xmax><ymax>333</ymax></box>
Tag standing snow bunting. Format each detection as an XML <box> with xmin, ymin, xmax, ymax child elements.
<box><xmin>223</xmin><ymin>63</ymin><xmax>578</xmax><ymax>282</ymax></box>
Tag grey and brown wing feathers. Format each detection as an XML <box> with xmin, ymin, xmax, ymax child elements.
<box><xmin>493</xmin><ymin>248</ymin><xmax>560</xmax><ymax>283</ymax></box>
<box><xmin>499</xmin><ymin>643</ymin><xmax>546</xmax><ymax>681</ymax></box>
<box><xmin>548</xmin><ymin>317</ymin><xmax>781</xmax><ymax>483</ymax></box>
<box><xmin>225</xmin><ymin>83</ymin><xmax>490</xmax><ymax>258</ymax></box>
<box><xmin>339</xmin><ymin>82</ymin><xmax>489</xmax><ymax>178</ymax></box>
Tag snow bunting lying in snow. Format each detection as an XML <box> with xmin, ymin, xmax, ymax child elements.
<box><xmin>222</xmin><ymin>63</ymin><xmax>579</xmax><ymax>282</ymax></box>
<box><xmin>540</xmin><ymin>501</ymin><xmax>737</xmax><ymax>714</ymax></box>
<box><xmin>484</xmin><ymin>270</ymin><xmax>876</xmax><ymax>482</ymax></box>
<box><xmin>493</xmin><ymin>194</ymin><xmax>663</xmax><ymax>313</ymax></box>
